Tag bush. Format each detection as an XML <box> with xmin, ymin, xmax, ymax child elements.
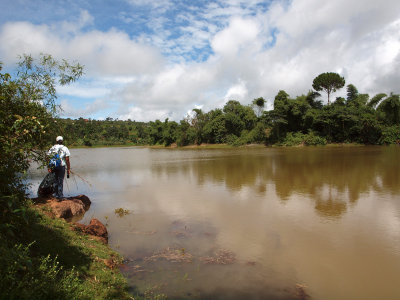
<box><xmin>246</xmin><ymin>122</ymin><xmax>267</xmax><ymax>143</ymax></box>
<box><xmin>226</xmin><ymin>134</ymin><xmax>241</xmax><ymax>146</ymax></box>
<box><xmin>0</xmin><ymin>242</ymin><xmax>82</xmax><ymax>299</ymax></box>
<box><xmin>280</xmin><ymin>131</ymin><xmax>327</xmax><ymax>146</ymax></box>
<box><xmin>280</xmin><ymin>132</ymin><xmax>305</xmax><ymax>146</ymax></box>
<box><xmin>379</xmin><ymin>125</ymin><xmax>400</xmax><ymax>144</ymax></box>
<box><xmin>304</xmin><ymin>131</ymin><xmax>327</xmax><ymax>146</ymax></box>
<box><xmin>83</xmin><ymin>139</ymin><xmax>93</xmax><ymax>147</ymax></box>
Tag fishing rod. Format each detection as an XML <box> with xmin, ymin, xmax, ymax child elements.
<box><xmin>69</xmin><ymin>170</ymin><xmax>92</xmax><ymax>188</ymax></box>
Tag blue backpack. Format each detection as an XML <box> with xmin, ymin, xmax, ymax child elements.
<box><xmin>48</xmin><ymin>151</ymin><xmax>62</xmax><ymax>170</ymax></box>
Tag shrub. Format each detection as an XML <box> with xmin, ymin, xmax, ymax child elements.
<box><xmin>0</xmin><ymin>243</ymin><xmax>82</xmax><ymax>299</ymax></box>
<box><xmin>226</xmin><ymin>134</ymin><xmax>240</xmax><ymax>146</ymax></box>
<box><xmin>304</xmin><ymin>131</ymin><xmax>327</xmax><ymax>146</ymax></box>
<box><xmin>379</xmin><ymin>125</ymin><xmax>400</xmax><ymax>144</ymax></box>
<box><xmin>281</xmin><ymin>132</ymin><xmax>305</xmax><ymax>146</ymax></box>
<box><xmin>280</xmin><ymin>131</ymin><xmax>327</xmax><ymax>146</ymax></box>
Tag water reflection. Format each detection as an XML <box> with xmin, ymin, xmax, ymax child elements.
<box><xmin>150</xmin><ymin>147</ymin><xmax>399</xmax><ymax>219</ymax></box>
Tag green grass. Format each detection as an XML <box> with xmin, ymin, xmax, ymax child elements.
<box><xmin>0</xmin><ymin>202</ymin><xmax>131</xmax><ymax>300</ymax></box>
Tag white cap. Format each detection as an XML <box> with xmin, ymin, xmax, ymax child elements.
<box><xmin>56</xmin><ymin>136</ymin><xmax>63</xmax><ymax>141</ymax></box>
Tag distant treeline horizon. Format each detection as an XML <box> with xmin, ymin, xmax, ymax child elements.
<box><xmin>56</xmin><ymin>81</ymin><xmax>400</xmax><ymax>147</ymax></box>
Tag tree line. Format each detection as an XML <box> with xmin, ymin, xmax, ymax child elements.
<box><xmin>58</xmin><ymin>72</ymin><xmax>400</xmax><ymax>147</ymax></box>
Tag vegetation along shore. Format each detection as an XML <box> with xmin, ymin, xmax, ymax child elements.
<box><xmin>56</xmin><ymin>74</ymin><xmax>399</xmax><ymax>148</ymax></box>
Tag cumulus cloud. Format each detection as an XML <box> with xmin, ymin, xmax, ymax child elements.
<box><xmin>119</xmin><ymin>106</ymin><xmax>172</xmax><ymax>122</ymax></box>
<box><xmin>1</xmin><ymin>0</ymin><xmax>400</xmax><ymax>121</ymax></box>
<box><xmin>211</xmin><ymin>18</ymin><xmax>260</xmax><ymax>57</ymax></box>
<box><xmin>0</xmin><ymin>17</ymin><xmax>164</xmax><ymax>76</ymax></box>
<box><xmin>60</xmin><ymin>98</ymin><xmax>111</xmax><ymax>118</ymax></box>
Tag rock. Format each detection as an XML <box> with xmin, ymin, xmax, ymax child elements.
<box><xmin>72</xmin><ymin>218</ymin><xmax>108</xmax><ymax>244</ymax></box>
<box><xmin>50</xmin><ymin>200</ymin><xmax>86</xmax><ymax>219</ymax></box>
<box><xmin>66</xmin><ymin>194</ymin><xmax>91</xmax><ymax>210</ymax></box>
<box><xmin>32</xmin><ymin>195</ymin><xmax>91</xmax><ymax>220</ymax></box>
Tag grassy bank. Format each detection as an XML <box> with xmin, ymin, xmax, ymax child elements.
<box><xmin>0</xmin><ymin>200</ymin><xmax>131</xmax><ymax>300</ymax></box>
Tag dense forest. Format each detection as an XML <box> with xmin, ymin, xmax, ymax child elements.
<box><xmin>58</xmin><ymin>78</ymin><xmax>400</xmax><ymax>147</ymax></box>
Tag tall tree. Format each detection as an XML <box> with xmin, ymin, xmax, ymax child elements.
<box><xmin>312</xmin><ymin>72</ymin><xmax>345</xmax><ymax>105</ymax></box>
<box><xmin>346</xmin><ymin>84</ymin><xmax>359</xmax><ymax>102</ymax></box>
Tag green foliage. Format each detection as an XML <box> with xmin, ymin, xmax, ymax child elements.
<box><xmin>312</xmin><ymin>72</ymin><xmax>345</xmax><ymax>105</ymax></box>
<box><xmin>50</xmin><ymin>88</ymin><xmax>399</xmax><ymax>148</ymax></box>
<box><xmin>379</xmin><ymin>125</ymin><xmax>400</xmax><ymax>145</ymax></box>
<box><xmin>304</xmin><ymin>131</ymin><xmax>327</xmax><ymax>146</ymax></box>
<box><xmin>252</xmin><ymin>97</ymin><xmax>266</xmax><ymax>117</ymax></box>
<box><xmin>346</xmin><ymin>84</ymin><xmax>359</xmax><ymax>102</ymax></box>
<box><xmin>280</xmin><ymin>131</ymin><xmax>327</xmax><ymax>146</ymax></box>
<box><xmin>0</xmin><ymin>56</ymin><xmax>130</xmax><ymax>299</ymax></box>
<box><xmin>0</xmin><ymin>207</ymin><xmax>129</xmax><ymax>300</ymax></box>
<box><xmin>176</xmin><ymin>120</ymin><xmax>196</xmax><ymax>146</ymax></box>
<box><xmin>1</xmin><ymin>54</ymin><xmax>83</xmax><ymax>234</ymax></box>
<box><xmin>247</xmin><ymin>122</ymin><xmax>268</xmax><ymax>143</ymax></box>
<box><xmin>203</xmin><ymin>112</ymin><xmax>227</xmax><ymax>143</ymax></box>
<box><xmin>226</xmin><ymin>134</ymin><xmax>241</xmax><ymax>146</ymax></box>
<box><xmin>280</xmin><ymin>132</ymin><xmax>306</xmax><ymax>146</ymax></box>
<box><xmin>367</xmin><ymin>93</ymin><xmax>387</xmax><ymax>109</ymax></box>
<box><xmin>223</xmin><ymin>100</ymin><xmax>257</xmax><ymax>137</ymax></box>
<box><xmin>0</xmin><ymin>243</ymin><xmax>82</xmax><ymax>299</ymax></box>
<box><xmin>306</xmin><ymin>90</ymin><xmax>323</xmax><ymax>109</ymax></box>
<box><xmin>377</xmin><ymin>94</ymin><xmax>400</xmax><ymax>125</ymax></box>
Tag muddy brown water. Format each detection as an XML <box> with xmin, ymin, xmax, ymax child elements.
<box><xmin>28</xmin><ymin>146</ymin><xmax>400</xmax><ymax>299</ymax></box>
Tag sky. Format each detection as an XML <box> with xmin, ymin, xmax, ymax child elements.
<box><xmin>1</xmin><ymin>0</ymin><xmax>399</xmax><ymax>121</ymax></box>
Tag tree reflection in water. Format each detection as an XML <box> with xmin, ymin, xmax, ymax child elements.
<box><xmin>150</xmin><ymin>146</ymin><xmax>399</xmax><ymax>219</ymax></box>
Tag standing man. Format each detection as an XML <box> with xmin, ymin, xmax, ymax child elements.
<box><xmin>48</xmin><ymin>136</ymin><xmax>71</xmax><ymax>200</ymax></box>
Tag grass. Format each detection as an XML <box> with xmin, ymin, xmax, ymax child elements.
<box><xmin>0</xmin><ymin>202</ymin><xmax>131</xmax><ymax>300</ymax></box>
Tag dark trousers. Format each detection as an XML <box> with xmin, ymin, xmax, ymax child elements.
<box><xmin>54</xmin><ymin>166</ymin><xmax>65</xmax><ymax>198</ymax></box>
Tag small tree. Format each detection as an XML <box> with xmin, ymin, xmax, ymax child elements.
<box><xmin>312</xmin><ymin>72</ymin><xmax>345</xmax><ymax>105</ymax></box>
<box><xmin>0</xmin><ymin>54</ymin><xmax>83</xmax><ymax>230</ymax></box>
<box><xmin>252</xmin><ymin>97</ymin><xmax>266</xmax><ymax>117</ymax></box>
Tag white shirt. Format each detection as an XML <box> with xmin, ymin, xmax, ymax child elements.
<box><xmin>48</xmin><ymin>144</ymin><xmax>70</xmax><ymax>167</ymax></box>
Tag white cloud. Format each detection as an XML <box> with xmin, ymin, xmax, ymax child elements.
<box><xmin>0</xmin><ymin>19</ymin><xmax>165</xmax><ymax>76</ymax></box>
<box><xmin>224</xmin><ymin>81</ymin><xmax>249</xmax><ymax>101</ymax></box>
<box><xmin>57</xmin><ymin>83</ymin><xmax>110</xmax><ymax>99</ymax></box>
<box><xmin>60</xmin><ymin>98</ymin><xmax>110</xmax><ymax>117</ymax></box>
<box><xmin>1</xmin><ymin>0</ymin><xmax>400</xmax><ymax>121</ymax></box>
<box><xmin>119</xmin><ymin>106</ymin><xmax>171</xmax><ymax>122</ymax></box>
<box><xmin>211</xmin><ymin>17</ymin><xmax>260</xmax><ymax>57</ymax></box>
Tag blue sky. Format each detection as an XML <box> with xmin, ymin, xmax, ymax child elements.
<box><xmin>1</xmin><ymin>0</ymin><xmax>400</xmax><ymax>121</ymax></box>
